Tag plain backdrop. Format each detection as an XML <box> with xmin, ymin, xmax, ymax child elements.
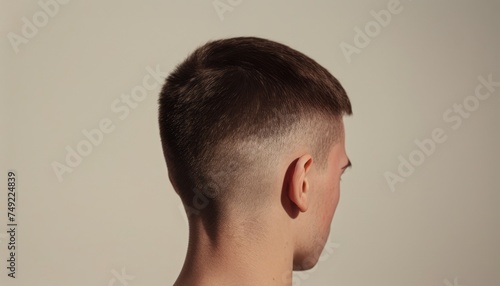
<box><xmin>1</xmin><ymin>0</ymin><xmax>499</xmax><ymax>285</ymax></box>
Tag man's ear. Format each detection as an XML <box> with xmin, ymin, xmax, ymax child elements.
<box><xmin>289</xmin><ymin>154</ymin><xmax>313</xmax><ymax>212</ymax></box>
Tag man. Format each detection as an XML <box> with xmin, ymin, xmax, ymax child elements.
<box><xmin>158</xmin><ymin>37</ymin><xmax>352</xmax><ymax>285</ymax></box>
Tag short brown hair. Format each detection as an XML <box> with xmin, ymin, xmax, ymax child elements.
<box><xmin>158</xmin><ymin>37</ymin><xmax>352</xmax><ymax>227</ymax></box>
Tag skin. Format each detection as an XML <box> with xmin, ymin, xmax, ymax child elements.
<box><xmin>174</xmin><ymin>121</ymin><xmax>350</xmax><ymax>286</ymax></box>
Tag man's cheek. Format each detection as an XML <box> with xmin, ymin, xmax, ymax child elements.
<box><xmin>330</xmin><ymin>191</ymin><xmax>340</xmax><ymax>217</ymax></box>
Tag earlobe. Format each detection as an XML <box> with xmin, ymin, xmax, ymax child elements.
<box><xmin>289</xmin><ymin>154</ymin><xmax>313</xmax><ymax>212</ymax></box>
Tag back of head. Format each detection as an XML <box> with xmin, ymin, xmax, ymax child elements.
<box><xmin>158</xmin><ymin>37</ymin><xmax>352</xmax><ymax>231</ymax></box>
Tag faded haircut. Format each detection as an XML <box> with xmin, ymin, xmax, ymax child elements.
<box><xmin>158</xmin><ymin>37</ymin><xmax>352</xmax><ymax>228</ymax></box>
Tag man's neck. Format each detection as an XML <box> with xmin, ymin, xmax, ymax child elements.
<box><xmin>174</xmin><ymin>218</ymin><xmax>294</xmax><ymax>286</ymax></box>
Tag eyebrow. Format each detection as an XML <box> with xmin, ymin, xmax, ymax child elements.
<box><xmin>341</xmin><ymin>158</ymin><xmax>352</xmax><ymax>170</ymax></box>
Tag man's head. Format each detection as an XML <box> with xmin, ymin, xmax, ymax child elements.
<box><xmin>158</xmin><ymin>37</ymin><xmax>352</xmax><ymax>269</ymax></box>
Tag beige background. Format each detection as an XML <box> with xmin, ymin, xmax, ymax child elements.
<box><xmin>1</xmin><ymin>0</ymin><xmax>499</xmax><ymax>285</ymax></box>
